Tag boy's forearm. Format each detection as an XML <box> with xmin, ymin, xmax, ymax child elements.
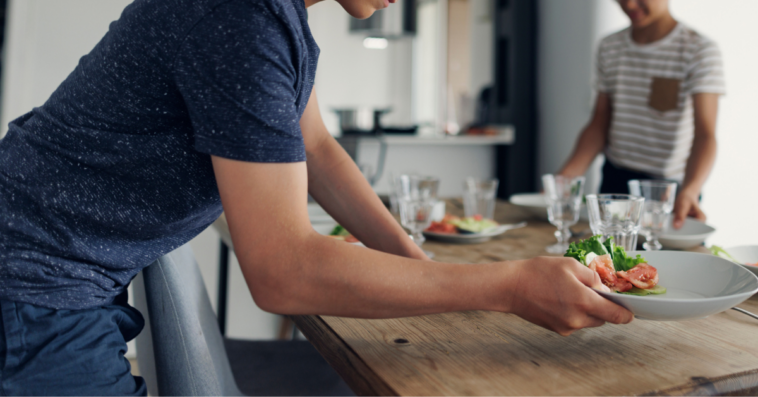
<box><xmin>681</xmin><ymin>133</ymin><xmax>717</xmax><ymax>196</ymax></box>
<box><xmin>244</xmin><ymin>232</ymin><xmax>508</xmax><ymax>318</ymax></box>
<box><xmin>306</xmin><ymin>134</ymin><xmax>425</xmax><ymax>259</ymax></box>
<box><xmin>560</xmin><ymin>124</ymin><xmax>607</xmax><ymax>177</ymax></box>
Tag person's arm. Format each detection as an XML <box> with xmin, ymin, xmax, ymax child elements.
<box><xmin>672</xmin><ymin>93</ymin><xmax>719</xmax><ymax>228</ymax></box>
<box><xmin>298</xmin><ymin>91</ymin><xmax>426</xmax><ymax>260</ymax></box>
<box><xmin>211</xmin><ymin>155</ymin><xmax>633</xmax><ymax>335</ymax></box>
<box><xmin>559</xmin><ymin>92</ymin><xmax>612</xmax><ymax>178</ymax></box>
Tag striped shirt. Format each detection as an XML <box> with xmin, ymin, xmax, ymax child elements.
<box><xmin>596</xmin><ymin>23</ymin><xmax>725</xmax><ymax>180</ymax></box>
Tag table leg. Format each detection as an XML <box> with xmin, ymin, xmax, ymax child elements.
<box><xmin>217</xmin><ymin>239</ymin><xmax>230</xmax><ymax>335</ymax></box>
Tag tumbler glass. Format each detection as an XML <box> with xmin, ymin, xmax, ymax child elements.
<box><xmin>628</xmin><ymin>180</ymin><xmax>677</xmax><ymax>251</ymax></box>
<box><xmin>585</xmin><ymin>194</ymin><xmax>645</xmax><ymax>251</ymax></box>
<box><xmin>462</xmin><ymin>178</ymin><xmax>499</xmax><ymax>220</ymax></box>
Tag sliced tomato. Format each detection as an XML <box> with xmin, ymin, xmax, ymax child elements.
<box><xmin>588</xmin><ymin>254</ymin><xmax>633</xmax><ymax>292</ymax></box>
<box><xmin>344</xmin><ymin>235</ymin><xmax>360</xmax><ymax>243</ymax></box>
<box><xmin>617</xmin><ymin>262</ymin><xmax>659</xmax><ymax>289</ymax></box>
<box><xmin>425</xmin><ymin>221</ymin><xmax>457</xmax><ymax>234</ymax></box>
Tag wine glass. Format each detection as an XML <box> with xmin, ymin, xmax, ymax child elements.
<box><xmin>628</xmin><ymin>180</ymin><xmax>677</xmax><ymax>251</ymax></box>
<box><xmin>397</xmin><ymin>197</ymin><xmax>435</xmax><ymax>256</ymax></box>
<box><xmin>542</xmin><ymin>175</ymin><xmax>585</xmax><ymax>254</ymax></box>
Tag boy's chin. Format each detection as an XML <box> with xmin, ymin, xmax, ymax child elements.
<box><xmin>337</xmin><ymin>1</ymin><xmax>378</xmax><ymax>20</ymax></box>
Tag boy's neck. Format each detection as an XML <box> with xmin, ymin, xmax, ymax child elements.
<box><xmin>631</xmin><ymin>13</ymin><xmax>678</xmax><ymax>44</ymax></box>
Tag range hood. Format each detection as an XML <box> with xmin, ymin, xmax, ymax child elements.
<box><xmin>349</xmin><ymin>0</ymin><xmax>416</xmax><ymax>39</ymax></box>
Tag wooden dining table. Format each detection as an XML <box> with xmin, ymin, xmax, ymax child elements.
<box><xmin>285</xmin><ymin>199</ymin><xmax>758</xmax><ymax>396</ymax></box>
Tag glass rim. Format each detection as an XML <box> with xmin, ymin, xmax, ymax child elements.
<box><xmin>541</xmin><ymin>174</ymin><xmax>586</xmax><ymax>182</ymax></box>
<box><xmin>585</xmin><ymin>193</ymin><xmax>645</xmax><ymax>203</ymax></box>
<box><xmin>628</xmin><ymin>179</ymin><xmax>678</xmax><ymax>188</ymax></box>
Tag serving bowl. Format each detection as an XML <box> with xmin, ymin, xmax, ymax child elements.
<box><xmin>596</xmin><ymin>251</ymin><xmax>758</xmax><ymax>321</ymax></box>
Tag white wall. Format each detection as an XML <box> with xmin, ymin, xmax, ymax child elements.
<box><xmin>1</xmin><ymin>0</ymin><xmax>132</xmax><ymax>136</ymax></box>
<box><xmin>307</xmin><ymin>1</ymin><xmax>415</xmax><ymax>132</ymax></box>
<box><xmin>667</xmin><ymin>0</ymin><xmax>758</xmax><ymax>247</ymax></box>
<box><xmin>537</xmin><ymin>0</ymin><xmax>627</xmax><ymax>194</ymax></box>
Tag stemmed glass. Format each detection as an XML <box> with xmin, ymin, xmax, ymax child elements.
<box><xmin>585</xmin><ymin>194</ymin><xmax>645</xmax><ymax>251</ymax></box>
<box><xmin>628</xmin><ymin>180</ymin><xmax>677</xmax><ymax>251</ymax></box>
<box><xmin>395</xmin><ymin>175</ymin><xmax>440</xmax><ymax>258</ymax></box>
<box><xmin>542</xmin><ymin>175</ymin><xmax>585</xmax><ymax>254</ymax></box>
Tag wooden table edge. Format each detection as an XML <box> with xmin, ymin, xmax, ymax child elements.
<box><xmin>640</xmin><ymin>367</ymin><xmax>758</xmax><ymax>396</ymax></box>
<box><xmin>292</xmin><ymin>315</ymin><xmax>398</xmax><ymax>396</ymax></box>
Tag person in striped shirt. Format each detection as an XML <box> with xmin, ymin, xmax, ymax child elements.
<box><xmin>559</xmin><ymin>0</ymin><xmax>724</xmax><ymax>229</ymax></box>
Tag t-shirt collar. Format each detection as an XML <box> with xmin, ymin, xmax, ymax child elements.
<box><xmin>624</xmin><ymin>22</ymin><xmax>683</xmax><ymax>51</ymax></box>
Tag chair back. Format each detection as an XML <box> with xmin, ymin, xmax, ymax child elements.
<box><xmin>133</xmin><ymin>244</ymin><xmax>242</xmax><ymax>396</ymax></box>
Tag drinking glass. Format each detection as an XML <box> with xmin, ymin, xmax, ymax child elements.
<box><xmin>391</xmin><ymin>174</ymin><xmax>440</xmax><ymax>213</ymax></box>
<box><xmin>394</xmin><ymin>175</ymin><xmax>440</xmax><ymax>258</ymax></box>
<box><xmin>398</xmin><ymin>197</ymin><xmax>435</xmax><ymax>254</ymax></box>
<box><xmin>462</xmin><ymin>178</ymin><xmax>499</xmax><ymax>219</ymax></box>
<box><xmin>628</xmin><ymin>180</ymin><xmax>677</xmax><ymax>251</ymax></box>
<box><xmin>585</xmin><ymin>194</ymin><xmax>645</xmax><ymax>251</ymax></box>
<box><xmin>542</xmin><ymin>175</ymin><xmax>585</xmax><ymax>254</ymax></box>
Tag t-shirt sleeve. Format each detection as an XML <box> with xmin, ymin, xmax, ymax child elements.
<box><xmin>594</xmin><ymin>41</ymin><xmax>610</xmax><ymax>93</ymax></box>
<box><xmin>173</xmin><ymin>1</ymin><xmax>306</xmax><ymax>163</ymax></box>
<box><xmin>687</xmin><ymin>39</ymin><xmax>726</xmax><ymax>95</ymax></box>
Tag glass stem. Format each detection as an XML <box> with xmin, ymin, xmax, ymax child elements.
<box><xmin>557</xmin><ymin>227</ymin><xmax>570</xmax><ymax>245</ymax></box>
<box><xmin>413</xmin><ymin>231</ymin><xmax>425</xmax><ymax>247</ymax></box>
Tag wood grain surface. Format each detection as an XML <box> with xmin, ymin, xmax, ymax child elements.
<box><xmin>292</xmin><ymin>200</ymin><xmax>757</xmax><ymax>396</ymax></box>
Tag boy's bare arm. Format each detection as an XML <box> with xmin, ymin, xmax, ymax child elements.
<box><xmin>559</xmin><ymin>92</ymin><xmax>612</xmax><ymax>178</ymax></box>
<box><xmin>673</xmin><ymin>93</ymin><xmax>719</xmax><ymax>228</ymax></box>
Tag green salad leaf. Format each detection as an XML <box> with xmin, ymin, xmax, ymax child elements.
<box><xmin>564</xmin><ymin>235</ymin><xmax>609</xmax><ymax>265</ymax></box>
<box><xmin>329</xmin><ymin>225</ymin><xmax>350</xmax><ymax>237</ymax></box>
<box><xmin>710</xmin><ymin>245</ymin><xmax>739</xmax><ymax>263</ymax></box>
<box><xmin>565</xmin><ymin>235</ymin><xmax>646</xmax><ymax>272</ymax></box>
<box><xmin>611</xmin><ymin>246</ymin><xmax>646</xmax><ymax>272</ymax></box>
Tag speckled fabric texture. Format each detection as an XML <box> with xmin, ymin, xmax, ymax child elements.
<box><xmin>0</xmin><ymin>0</ymin><xmax>319</xmax><ymax>310</ymax></box>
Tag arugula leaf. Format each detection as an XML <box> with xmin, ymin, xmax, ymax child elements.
<box><xmin>564</xmin><ymin>242</ymin><xmax>587</xmax><ymax>265</ymax></box>
<box><xmin>329</xmin><ymin>225</ymin><xmax>350</xmax><ymax>236</ymax></box>
<box><xmin>563</xmin><ymin>235</ymin><xmax>609</xmax><ymax>265</ymax></box>
<box><xmin>583</xmin><ymin>235</ymin><xmax>609</xmax><ymax>257</ymax></box>
<box><xmin>710</xmin><ymin>245</ymin><xmax>739</xmax><ymax>263</ymax></box>
<box><xmin>603</xmin><ymin>237</ymin><xmax>615</xmax><ymax>260</ymax></box>
<box><xmin>612</xmin><ymin>246</ymin><xmax>646</xmax><ymax>272</ymax></box>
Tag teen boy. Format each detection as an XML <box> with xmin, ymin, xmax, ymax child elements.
<box><xmin>559</xmin><ymin>0</ymin><xmax>724</xmax><ymax>229</ymax></box>
<box><xmin>0</xmin><ymin>0</ymin><xmax>632</xmax><ymax>394</ymax></box>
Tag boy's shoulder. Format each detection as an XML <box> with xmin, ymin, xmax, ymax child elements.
<box><xmin>597</xmin><ymin>27</ymin><xmax>630</xmax><ymax>51</ymax></box>
<box><xmin>677</xmin><ymin>24</ymin><xmax>719</xmax><ymax>51</ymax></box>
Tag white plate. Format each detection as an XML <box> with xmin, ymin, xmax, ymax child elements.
<box><xmin>509</xmin><ymin>193</ymin><xmax>589</xmax><ymax>221</ymax></box>
<box><xmin>724</xmin><ymin>245</ymin><xmax>758</xmax><ymax>276</ymax></box>
<box><xmin>308</xmin><ymin>203</ymin><xmax>334</xmax><ymax>224</ymax></box>
<box><xmin>423</xmin><ymin>223</ymin><xmax>526</xmax><ymax>244</ymax></box>
<box><xmin>312</xmin><ymin>223</ymin><xmax>365</xmax><ymax>247</ymax></box>
<box><xmin>655</xmin><ymin>218</ymin><xmax>715</xmax><ymax>250</ymax></box>
<box><xmin>596</xmin><ymin>251</ymin><xmax>758</xmax><ymax>321</ymax></box>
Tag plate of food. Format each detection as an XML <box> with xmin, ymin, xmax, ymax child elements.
<box><xmin>509</xmin><ymin>193</ymin><xmax>589</xmax><ymax>221</ymax></box>
<box><xmin>423</xmin><ymin>215</ymin><xmax>526</xmax><ymax>244</ymax></box>
<box><xmin>652</xmin><ymin>218</ymin><xmax>716</xmax><ymax>250</ymax></box>
<box><xmin>313</xmin><ymin>224</ymin><xmax>365</xmax><ymax>247</ymax></box>
<box><xmin>712</xmin><ymin>245</ymin><xmax>758</xmax><ymax>277</ymax></box>
<box><xmin>566</xmin><ymin>236</ymin><xmax>758</xmax><ymax>321</ymax></box>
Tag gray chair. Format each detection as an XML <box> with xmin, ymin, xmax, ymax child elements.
<box><xmin>133</xmin><ymin>243</ymin><xmax>353</xmax><ymax>396</ymax></box>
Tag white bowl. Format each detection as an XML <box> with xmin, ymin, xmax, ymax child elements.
<box><xmin>509</xmin><ymin>193</ymin><xmax>589</xmax><ymax>221</ymax></box>
<box><xmin>596</xmin><ymin>251</ymin><xmax>758</xmax><ymax>321</ymax></box>
<box><xmin>656</xmin><ymin>218</ymin><xmax>715</xmax><ymax>250</ymax></box>
<box><xmin>725</xmin><ymin>245</ymin><xmax>758</xmax><ymax>276</ymax></box>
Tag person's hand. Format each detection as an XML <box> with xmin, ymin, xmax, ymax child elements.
<box><xmin>673</xmin><ymin>189</ymin><xmax>705</xmax><ymax>229</ymax></box>
<box><xmin>500</xmin><ymin>257</ymin><xmax>634</xmax><ymax>336</ymax></box>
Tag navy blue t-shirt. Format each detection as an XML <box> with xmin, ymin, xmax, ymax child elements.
<box><xmin>0</xmin><ymin>0</ymin><xmax>319</xmax><ymax>309</ymax></box>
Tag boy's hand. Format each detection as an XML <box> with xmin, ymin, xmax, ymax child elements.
<box><xmin>501</xmin><ymin>257</ymin><xmax>634</xmax><ymax>336</ymax></box>
<box><xmin>673</xmin><ymin>189</ymin><xmax>705</xmax><ymax>229</ymax></box>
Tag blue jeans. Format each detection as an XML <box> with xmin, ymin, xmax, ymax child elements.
<box><xmin>0</xmin><ymin>299</ymin><xmax>147</xmax><ymax>396</ymax></box>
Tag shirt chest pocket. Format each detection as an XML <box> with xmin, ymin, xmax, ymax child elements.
<box><xmin>648</xmin><ymin>77</ymin><xmax>682</xmax><ymax>112</ymax></box>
